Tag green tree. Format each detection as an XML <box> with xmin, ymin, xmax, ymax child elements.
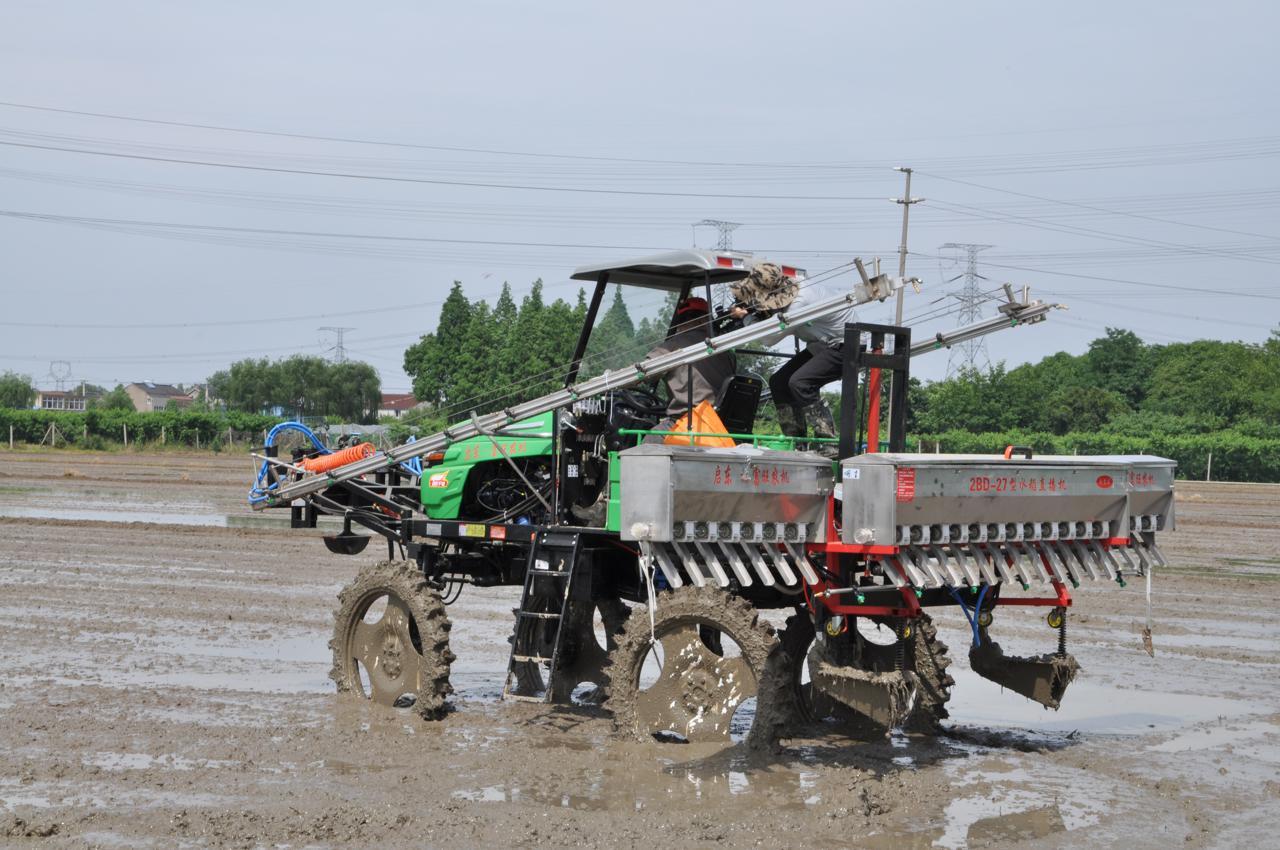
<box><xmin>207</xmin><ymin>356</ymin><xmax>381</xmax><ymax>423</ymax></box>
<box><xmin>448</xmin><ymin>301</ymin><xmax>500</xmax><ymax>415</ymax></box>
<box><xmin>0</xmin><ymin>371</ymin><xmax>36</xmax><ymax>409</ymax></box>
<box><xmin>1043</xmin><ymin>385</ymin><xmax>1129</xmax><ymax>435</ymax></box>
<box><xmin>1143</xmin><ymin>340</ymin><xmax>1271</xmax><ymax>422</ymax></box>
<box><xmin>404</xmin><ymin>282</ymin><xmax>473</xmax><ymax>406</ymax></box>
<box><xmin>94</xmin><ymin>384</ymin><xmax>135</xmax><ymax>411</ymax></box>
<box><xmin>328</xmin><ymin>361</ymin><xmax>382</xmax><ymax>422</ymax></box>
<box><xmin>1085</xmin><ymin>328</ymin><xmax>1149</xmax><ymax>407</ymax></box>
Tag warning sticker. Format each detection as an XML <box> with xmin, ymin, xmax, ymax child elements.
<box><xmin>895</xmin><ymin>467</ymin><xmax>917</xmax><ymax>502</ymax></box>
<box><xmin>462</xmin><ymin>523</ymin><xmax>486</xmax><ymax>538</ymax></box>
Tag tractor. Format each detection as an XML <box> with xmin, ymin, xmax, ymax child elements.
<box><xmin>249</xmin><ymin>249</ymin><xmax>1173</xmax><ymax>746</ymax></box>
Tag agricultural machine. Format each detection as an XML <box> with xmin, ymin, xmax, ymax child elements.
<box><xmin>248</xmin><ymin>250</ymin><xmax>1174</xmax><ymax>746</ymax></box>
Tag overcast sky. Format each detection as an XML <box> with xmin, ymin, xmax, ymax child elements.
<box><xmin>2</xmin><ymin>1</ymin><xmax>1277</xmax><ymax>395</ymax></box>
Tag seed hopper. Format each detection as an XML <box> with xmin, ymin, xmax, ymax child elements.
<box><xmin>246</xmin><ymin>249</ymin><xmax>1174</xmax><ymax>746</ymax></box>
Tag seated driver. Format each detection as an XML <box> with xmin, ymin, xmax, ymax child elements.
<box><xmin>643</xmin><ymin>296</ymin><xmax>737</xmax><ymax>443</ymax></box>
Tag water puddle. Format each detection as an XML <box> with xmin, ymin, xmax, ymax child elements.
<box><xmin>83</xmin><ymin>752</ymin><xmax>240</xmax><ymax>772</ymax></box>
<box><xmin>938</xmin><ymin>796</ymin><xmax>1071</xmax><ymax>848</ymax></box>
<box><xmin>1140</xmin><ymin>631</ymin><xmax>1279</xmax><ymax>653</ymax></box>
<box><xmin>1148</xmin><ymin>720</ymin><xmax>1280</xmax><ymax>755</ymax></box>
<box><xmin>947</xmin><ymin>667</ymin><xmax>1260</xmax><ymax>735</ymax></box>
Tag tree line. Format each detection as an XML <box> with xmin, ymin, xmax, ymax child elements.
<box><xmin>912</xmin><ymin>328</ymin><xmax>1280</xmax><ymax>437</ymax></box>
<box><xmin>401</xmin><ymin>280</ymin><xmax>672</xmax><ymax>419</ymax></box>
<box><xmin>208</xmin><ymin>356</ymin><xmax>381</xmax><ymax>423</ymax></box>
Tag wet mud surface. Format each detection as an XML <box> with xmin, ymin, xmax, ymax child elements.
<box><xmin>1</xmin><ymin>450</ymin><xmax>1278</xmax><ymax>848</ymax></box>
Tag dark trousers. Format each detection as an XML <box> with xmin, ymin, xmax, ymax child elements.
<box><xmin>768</xmin><ymin>343</ymin><xmax>842</xmax><ymax>408</ymax></box>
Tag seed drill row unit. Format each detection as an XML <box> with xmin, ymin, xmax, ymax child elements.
<box><xmin>249</xmin><ymin>250</ymin><xmax>1175</xmax><ymax>745</ymax></box>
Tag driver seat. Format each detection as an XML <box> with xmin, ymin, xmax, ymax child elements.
<box><xmin>715</xmin><ymin>374</ymin><xmax>763</xmax><ymax>435</ymax></box>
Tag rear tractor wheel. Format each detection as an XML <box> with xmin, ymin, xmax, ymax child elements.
<box><xmin>330</xmin><ymin>560</ymin><xmax>454</xmax><ymax>720</ymax></box>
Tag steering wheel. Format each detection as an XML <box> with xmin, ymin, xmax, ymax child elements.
<box><xmin>614</xmin><ymin>386</ymin><xmax>666</xmax><ymax>415</ymax></box>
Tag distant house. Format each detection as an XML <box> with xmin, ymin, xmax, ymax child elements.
<box><xmin>378</xmin><ymin>393</ymin><xmax>418</xmax><ymax>418</ymax></box>
<box><xmin>124</xmin><ymin>382</ymin><xmax>193</xmax><ymax>413</ymax></box>
<box><xmin>34</xmin><ymin>389</ymin><xmax>89</xmax><ymax>411</ymax></box>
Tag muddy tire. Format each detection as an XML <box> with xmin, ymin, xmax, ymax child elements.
<box><xmin>605</xmin><ymin>587</ymin><xmax>781</xmax><ymax>745</ymax></box>
<box><xmin>329</xmin><ymin>560</ymin><xmax>454</xmax><ymax>720</ymax></box>
<box><xmin>905</xmin><ymin>613</ymin><xmax>954</xmax><ymax>731</ymax></box>
<box><xmin>776</xmin><ymin>611</ymin><xmax>953</xmax><ymax>734</ymax></box>
<box><xmin>776</xmin><ymin>611</ymin><xmax>819</xmax><ymax>727</ymax></box>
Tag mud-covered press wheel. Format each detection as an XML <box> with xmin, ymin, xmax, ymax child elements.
<box><xmin>330</xmin><ymin>560</ymin><xmax>454</xmax><ymax>720</ymax></box>
<box><xmin>775</xmin><ymin>610</ymin><xmax>953</xmax><ymax>734</ymax></box>
<box><xmin>903</xmin><ymin>613</ymin><xmax>955</xmax><ymax>731</ymax></box>
<box><xmin>606</xmin><ymin>587</ymin><xmax>779</xmax><ymax>745</ymax></box>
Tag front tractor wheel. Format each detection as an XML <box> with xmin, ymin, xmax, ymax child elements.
<box><xmin>329</xmin><ymin>561</ymin><xmax>454</xmax><ymax>720</ymax></box>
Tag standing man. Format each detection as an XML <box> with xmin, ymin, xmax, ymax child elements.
<box><xmin>644</xmin><ymin>296</ymin><xmax>737</xmax><ymax>441</ymax></box>
<box><xmin>729</xmin><ymin>263</ymin><xmax>855</xmax><ymax>457</ymax></box>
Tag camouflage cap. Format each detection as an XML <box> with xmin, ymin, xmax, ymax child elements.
<box><xmin>729</xmin><ymin>262</ymin><xmax>798</xmax><ymax>312</ymax></box>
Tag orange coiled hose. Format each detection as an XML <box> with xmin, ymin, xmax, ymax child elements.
<box><xmin>300</xmin><ymin>442</ymin><xmax>375</xmax><ymax>473</ymax></box>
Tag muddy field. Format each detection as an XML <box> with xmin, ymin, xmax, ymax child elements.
<box><xmin>1</xmin><ymin>449</ymin><xmax>1277</xmax><ymax>848</ymax></box>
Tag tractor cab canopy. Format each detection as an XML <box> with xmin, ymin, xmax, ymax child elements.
<box><xmin>571</xmin><ymin>249</ymin><xmax>804</xmax><ymax>291</ymax></box>
<box><xmin>564</xmin><ymin>250</ymin><xmax>805</xmax><ymax>385</ymax></box>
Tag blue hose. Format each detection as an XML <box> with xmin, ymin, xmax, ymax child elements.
<box><xmin>248</xmin><ymin>422</ymin><xmax>425</xmax><ymax>505</ymax></box>
<box><xmin>947</xmin><ymin>584</ymin><xmax>990</xmax><ymax>648</ymax></box>
<box><xmin>248</xmin><ymin>422</ymin><xmax>330</xmax><ymax>505</ymax></box>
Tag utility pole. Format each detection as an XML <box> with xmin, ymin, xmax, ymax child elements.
<box><xmin>940</xmin><ymin>243</ymin><xmax>995</xmax><ymax>376</ymax></box>
<box><xmin>886</xmin><ymin>168</ymin><xmax>922</xmax><ymax>445</ymax></box>
<box><xmin>892</xmin><ymin>167</ymin><xmax>923</xmax><ymax>326</ymax></box>
<box><xmin>318</xmin><ymin>327</ymin><xmax>354</xmax><ymax>364</ymax></box>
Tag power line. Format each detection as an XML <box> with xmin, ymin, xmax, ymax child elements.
<box><xmin>924</xmin><ymin>198</ymin><xmax>1280</xmax><ymax>267</ymax></box>
<box><xmin>0</xmin><ymin>139</ymin><xmax>887</xmax><ymax>201</ymax></box>
<box><xmin>4</xmin><ymin>100</ymin><xmax>1279</xmax><ymax>175</ymax></box>
<box><xmin>909</xmin><ymin>252</ymin><xmax>1280</xmax><ymax>301</ymax></box>
<box><xmin>917</xmin><ymin>169</ymin><xmax>1280</xmax><ymax>244</ymax></box>
<box><xmin>0</xmin><ymin>99</ymin><xmax>886</xmax><ymax>170</ymax></box>
<box><xmin>0</xmin><ymin>208</ymin><xmax>674</xmax><ymax>250</ymax></box>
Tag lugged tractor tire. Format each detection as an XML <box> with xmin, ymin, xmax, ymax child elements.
<box><xmin>776</xmin><ymin>610</ymin><xmax>819</xmax><ymax>728</ymax></box>
<box><xmin>604</xmin><ymin>586</ymin><xmax>783</xmax><ymax>746</ymax></box>
<box><xmin>329</xmin><ymin>560</ymin><xmax>454</xmax><ymax>721</ymax></box>
<box><xmin>904</xmin><ymin>612</ymin><xmax>954</xmax><ymax>732</ymax></box>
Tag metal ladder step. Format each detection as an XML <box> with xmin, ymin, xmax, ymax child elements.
<box><xmin>501</xmin><ymin>531</ymin><xmax>584</xmax><ymax>704</ymax></box>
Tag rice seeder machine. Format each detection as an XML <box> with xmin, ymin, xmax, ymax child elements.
<box><xmin>246</xmin><ymin>250</ymin><xmax>1175</xmax><ymax>746</ymax></box>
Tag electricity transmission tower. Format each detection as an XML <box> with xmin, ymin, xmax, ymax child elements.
<box><xmin>940</xmin><ymin>243</ymin><xmax>995</xmax><ymax>376</ymax></box>
<box><xmin>318</xmin><ymin>327</ymin><xmax>354</xmax><ymax>364</ymax></box>
<box><xmin>692</xmin><ymin>219</ymin><xmax>742</xmax><ymax>251</ymax></box>
<box><xmin>47</xmin><ymin>360</ymin><xmax>72</xmax><ymax>391</ymax></box>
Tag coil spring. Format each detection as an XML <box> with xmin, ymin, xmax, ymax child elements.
<box><xmin>896</xmin><ymin>622</ymin><xmax>908</xmax><ymax>671</ymax></box>
<box><xmin>1057</xmin><ymin>614</ymin><xmax>1068</xmax><ymax>657</ymax></box>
